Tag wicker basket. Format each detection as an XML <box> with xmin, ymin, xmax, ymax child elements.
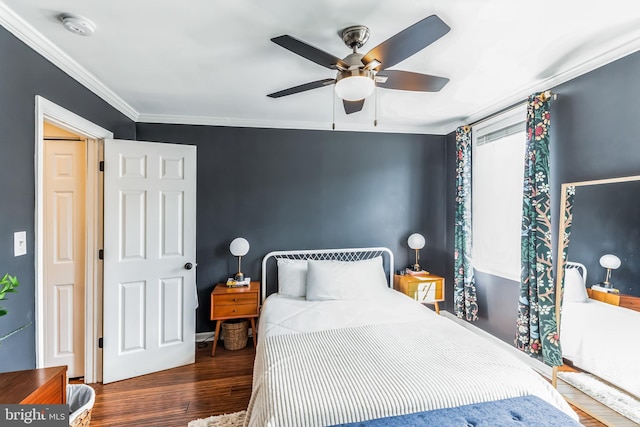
<box><xmin>222</xmin><ymin>320</ymin><xmax>248</xmax><ymax>350</ymax></box>
<box><xmin>67</xmin><ymin>384</ymin><xmax>95</xmax><ymax>427</ymax></box>
<box><xmin>70</xmin><ymin>409</ymin><xmax>92</xmax><ymax>427</ymax></box>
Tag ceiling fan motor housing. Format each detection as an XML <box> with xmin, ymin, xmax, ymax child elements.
<box><xmin>341</xmin><ymin>25</ymin><xmax>370</xmax><ymax>49</ymax></box>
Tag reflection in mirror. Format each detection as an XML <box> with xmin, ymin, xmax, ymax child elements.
<box><xmin>555</xmin><ymin>175</ymin><xmax>640</xmax><ymax>406</ymax></box>
<box><xmin>558</xmin><ymin>176</ymin><xmax>640</xmax><ymax>297</ymax></box>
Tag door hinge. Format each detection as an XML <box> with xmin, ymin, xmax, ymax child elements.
<box><xmin>98</xmin><ymin>337</ymin><xmax>103</xmax><ymax>349</ymax></box>
<box><xmin>98</xmin><ymin>249</ymin><xmax>104</xmax><ymax>260</ymax></box>
<box><xmin>99</xmin><ymin>161</ymin><xmax>104</xmax><ymax>172</ymax></box>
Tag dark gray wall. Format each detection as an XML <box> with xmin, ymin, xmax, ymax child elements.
<box><xmin>136</xmin><ymin>124</ymin><xmax>447</xmax><ymax>332</ymax></box>
<box><xmin>0</xmin><ymin>26</ymin><xmax>135</xmax><ymax>372</ymax></box>
<box><xmin>445</xmin><ymin>50</ymin><xmax>640</xmax><ymax>343</ymax></box>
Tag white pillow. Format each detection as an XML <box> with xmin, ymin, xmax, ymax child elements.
<box><xmin>305</xmin><ymin>256</ymin><xmax>388</xmax><ymax>301</ymax></box>
<box><xmin>277</xmin><ymin>259</ymin><xmax>308</xmax><ymax>298</ymax></box>
<box><xmin>563</xmin><ymin>267</ymin><xmax>588</xmax><ymax>303</ymax></box>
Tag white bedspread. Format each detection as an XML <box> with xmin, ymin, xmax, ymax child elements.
<box><xmin>245</xmin><ymin>290</ymin><xmax>576</xmax><ymax>426</ymax></box>
<box><xmin>259</xmin><ymin>289</ymin><xmax>429</xmax><ymax>338</ymax></box>
<box><xmin>561</xmin><ymin>299</ymin><xmax>640</xmax><ymax>398</ymax></box>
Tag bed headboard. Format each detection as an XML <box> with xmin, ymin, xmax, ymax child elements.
<box><xmin>565</xmin><ymin>261</ymin><xmax>587</xmax><ymax>286</ymax></box>
<box><xmin>261</xmin><ymin>247</ymin><xmax>394</xmax><ymax>303</ymax></box>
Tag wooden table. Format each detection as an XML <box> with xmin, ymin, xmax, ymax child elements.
<box><xmin>0</xmin><ymin>365</ymin><xmax>67</xmax><ymax>404</ymax></box>
<box><xmin>210</xmin><ymin>281</ymin><xmax>259</xmax><ymax>356</ymax></box>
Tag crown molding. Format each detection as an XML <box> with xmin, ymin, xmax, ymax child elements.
<box><xmin>443</xmin><ymin>34</ymin><xmax>640</xmax><ymax>135</ymax></box>
<box><xmin>0</xmin><ymin>2</ymin><xmax>139</xmax><ymax>121</ymax></box>
<box><xmin>137</xmin><ymin>113</ymin><xmax>450</xmax><ymax>135</ymax></box>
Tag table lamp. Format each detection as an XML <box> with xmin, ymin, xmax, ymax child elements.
<box><xmin>229</xmin><ymin>237</ymin><xmax>250</xmax><ymax>281</ymax></box>
<box><xmin>407</xmin><ymin>233</ymin><xmax>426</xmax><ymax>272</ymax></box>
<box><xmin>599</xmin><ymin>254</ymin><xmax>621</xmax><ymax>288</ymax></box>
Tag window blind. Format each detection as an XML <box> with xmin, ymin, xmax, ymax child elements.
<box><xmin>476</xmin><ymin>122</ymin><xmax>525</xmax><ymax>146</ymax></box>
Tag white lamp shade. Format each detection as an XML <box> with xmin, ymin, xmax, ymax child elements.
<box><xmin>229</xmin><ymin>237</ymin><xmax>250</xmax><ymax>256</ymax></box>
<box><xmin>335</xmin><ymin>76</ymin><xmax>375</xmax><ymax>101</ymax></box>
<box><xmin>407</xmin><ymin>233</ymin><xmax>426</xmax><ymax>250</ymax></box>
<box><xmin>599</xmin><ymin>254</ymin><xmax>621</xmax><ymax>269</ymax></box>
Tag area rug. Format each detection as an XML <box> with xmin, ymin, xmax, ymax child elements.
<box><xmin>558</xmin><ymin>371</ymin><xmax>640</xmax><ymax>424</ymax></box>
<box><xmin>188</xmin><ymin>410</ymin><xmax>245</xmax><ymax>427</ymax></box>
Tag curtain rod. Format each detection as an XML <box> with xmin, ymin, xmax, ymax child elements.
<box><xmin>469</xmin><ymin>90</ymin><xmax>557</xmax><ymax>128</ymax></box>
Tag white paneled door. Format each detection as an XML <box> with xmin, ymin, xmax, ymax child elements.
<box><xmin>103</xmin><ymin>139</ymin><xmax>197</xmax><ymax>384</ymax></box>
<box><xmin>43</xmin><ymin>139</ymin><xmax>86</xmax><ymax>378</ymax></box>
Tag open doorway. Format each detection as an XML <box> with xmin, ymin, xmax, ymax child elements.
<box><xmin>35</xmin><ymin>96</ymin><xmax>113</xmax><ymax>383</ymax></box>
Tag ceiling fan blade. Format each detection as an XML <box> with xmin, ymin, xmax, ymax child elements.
<box><xmin>343</xmin><ymin>99</ymin><xmax>365</xmax><ymax>114</ymax></box>
<box><xmin>376</xmin><ymin>70</ymin><xmax>449</xmax><ymax>92</ymax></box>
<box><xmin>272</xmin><ymin>35</ymin><xmax>348</xmax><ymax>70</ymax></box>
<box><xmin>362</xmin><ymin>15</ymin><xmax>450</xmax><ymax>70</ymax></box>
<box><xmin>267</xmin><ymin>78</ymin><xmax>335</xmax><ymax>98</ymax></box>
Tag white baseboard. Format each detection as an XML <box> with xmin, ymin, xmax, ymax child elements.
<box><xmin>196</xmin><ymin>332</ymin><xmax>215</xmax><ymax>342</ymax></box>
<box><xmin>441</xmin><ymin>311</ymin><xmax>552</xmax><ymax>379</ymax></box>
<box><xmin>196</xmin><ymin>329</ymin><xmax>254</xmax><ymax>343</ymax></box>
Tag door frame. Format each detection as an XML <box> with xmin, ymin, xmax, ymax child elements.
<box><xmin>35</xmin><ymin>96</ymin><xmax>113</xmax><ymax>383</ymax></box>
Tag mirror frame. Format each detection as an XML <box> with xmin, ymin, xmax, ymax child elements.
<box><xmin>554</xmin><ymin>174</ymin><xmax>640</xmax><ymax>325</ymax></box>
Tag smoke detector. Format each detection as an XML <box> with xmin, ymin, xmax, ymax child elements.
<box><xmin>60</xmin><ymin>13</ymin><xmax>95</xmax><ymax>36</ymax></box>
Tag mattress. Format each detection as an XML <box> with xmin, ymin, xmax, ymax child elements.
<box><xmin>561</xmin><ymin>299</ymin><xmax>640</xmax><ymax>397</ymax></box>
<box><xmin>245</xmin><ymin>289</ymin><xmax>577</xmax><ymax>426</ymax></box>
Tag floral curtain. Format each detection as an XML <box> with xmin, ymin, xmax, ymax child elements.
<box><xmin>515</xmin><ymin>92</ymin><xmax>562</xmax><ymax>366</ymax></box>
<box><xmin>454</xmin><ymin>125</ymin><xmax>478</xmax><ymax>321</ymax></box>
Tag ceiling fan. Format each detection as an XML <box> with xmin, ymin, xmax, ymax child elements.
<box><xmin>267</xmin><ymin>15</ymin><xmax>451</xmax><ymax>115</ymax></box>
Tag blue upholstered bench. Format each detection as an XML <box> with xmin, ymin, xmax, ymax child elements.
<box><xmin>332</xmin><ymin>395</ymin><xmax>581</xmax><ymax>427</ymax></box>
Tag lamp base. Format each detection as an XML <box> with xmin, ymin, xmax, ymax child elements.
<box><xmin>234</xmin><ymin>272</ymin><xmax>244</xmax><ymax>281</ymax></box>
<box><xmin>412</xmin><ymin>263</ymin><xmax>421</xmax><ymax>272</ymax></box>
<box><xmin>601</xmin><ymin>281</ymin><xmax>611</xmax><ymax>289</ymax></box>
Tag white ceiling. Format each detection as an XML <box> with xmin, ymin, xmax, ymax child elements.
<box><xmin>1</xmin><ymin>0</ymin><xmax>640</xmax><ymax>134</ymax></box>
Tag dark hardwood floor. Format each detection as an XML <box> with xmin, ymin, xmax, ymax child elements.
<box><xmin>89</xmin><ymin>342</ymin><xmax>254</xmax><ymax>427</ymax></box>
<box><xmin>88</xmin><ymin>341</ymin><xmax>605</xmax><ymax>426</ymax></box>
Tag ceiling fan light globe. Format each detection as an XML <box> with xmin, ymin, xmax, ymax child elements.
<box><xmin>335</xmin><ymin>72</ymin><xmax>375</xmax><ymax>101</ymax></box>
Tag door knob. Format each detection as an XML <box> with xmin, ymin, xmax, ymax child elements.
<box><xmin>184</xmin><ymin>262</ymin><xmax>193</xmax><ymax>270</ymax></box>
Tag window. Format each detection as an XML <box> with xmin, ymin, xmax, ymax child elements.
<box><xmin>472</xmin><ymin>105</ymin><xmax>527</xmax><ymax>281</ymax></box>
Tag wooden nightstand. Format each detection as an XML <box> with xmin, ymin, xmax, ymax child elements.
<box><xmin>587</xmin><ymin>287</ymin><xmax>620</xmax><ymax>306</ymax></box>
<box><xmin>210</xmin><ymin>281</ymin><xmax>259</xmax><ymax>356</ymax></box>
<box><xmin>587</xmin><ymin>288</ymin><xmax>640</xmax><ymax>312</ymax></box>
<box><xmin>394</xmin><ymin>273</ymin><xmax>444</xmax><ymax>314</ymax></box>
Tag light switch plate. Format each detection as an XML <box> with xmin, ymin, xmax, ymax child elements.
<box><xmin>14</xmin><ymin>231</ymin><xmax>26</xmax><ymax>256</ymax></box>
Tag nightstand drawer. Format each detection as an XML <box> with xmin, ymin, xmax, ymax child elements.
<box><xmin>406</xmin><ymin>281</ymin><xmax>441</xmax><ymax>302</ymax></box>
<box><xmin>212</xmin><ymin>303</ymin><xmax>258</xmax><ymax>318</ymax></box>
<box><xmin>214</xmin><ymin>293</ymin><xmax>257</xmax><ymax>306</ymax></box>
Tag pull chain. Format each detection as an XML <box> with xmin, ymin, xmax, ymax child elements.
<box><xmin>332</xmin><ymin>86</ymin><xmax>336</xmax><ymax>130</ymax></box>
<box><xmin>374</xmin><ymin>85</ymin><xmax>378</xmax><ymax>127</ymax></box>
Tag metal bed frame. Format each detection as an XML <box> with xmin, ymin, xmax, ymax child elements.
<box><xmin>564</xmin><ymin>261</ymin><xmax>587</xmax><ymax>287</ymax></box>
<box><xmin>260</xmin><ymin>247</ymin><xmax>394</xmax><ymax>303</ymax></box>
